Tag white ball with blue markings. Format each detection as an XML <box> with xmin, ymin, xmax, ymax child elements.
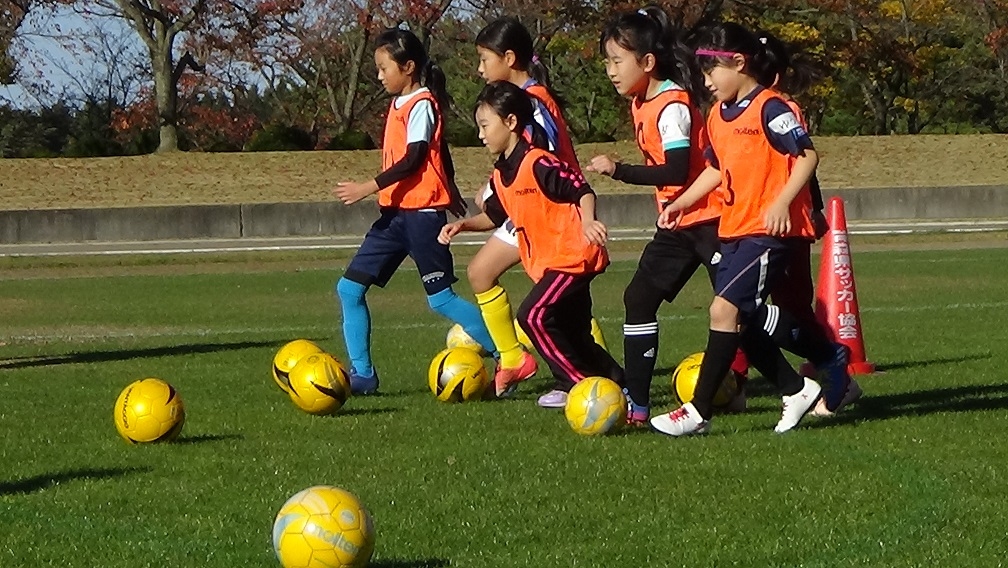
<box><xmin>564</xmin><ymin>377</ymin><xmax>627</xmax><ymax>436</ymax></box>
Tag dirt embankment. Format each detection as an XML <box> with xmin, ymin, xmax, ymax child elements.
<box><xmin>0</xmin><ymin>135</ymin><xmax>1005</xmax><ymax>210</ymax></box>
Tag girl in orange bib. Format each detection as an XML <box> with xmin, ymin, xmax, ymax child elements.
<box><xmin>587</xmin><ymin>5</ymin><xmax>747</xmax><ymax>425</ymax></box>
<box><xmin>650</xmin><ymin>23</ymin><xmax>851</xmax><ymax>436</ymax></box>
<box><xmin>467</xmin><ymin>17</ymin><xmax>607</xmax><ymax>403</ymax></box>
<box><xmin>332</xmin><ymin>28</ymin><xmax>495</xmax><ymax>396</ymax></box>
<box><xmin>440</xmin><ymin>81</ymin><xmax>623</xmax><ymax>408</ymax></box>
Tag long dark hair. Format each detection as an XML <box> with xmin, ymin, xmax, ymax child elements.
<box><xmin>599</xmin><ymin>5</ymin><xmax>706</xmax><ymax>104</ymax></box>
<box><xmin>474</xmin><ymin>81</ymin><xmax>550</xmax><ymax>151</ymax></box>
<box><xmin>692</xmin><ymin>22</ymin><xmax>774</xmax><ymax>83</ymax></box>
<box><xmin>374</xmin><ymin>28</ymin><xmax>452</xmax><ymax>112</ymax></box>
<box><xmin>753</xmin><ymin>28</ymin><xmax>822</xmax><ymax>96</ymax></box>
<box><xmin>476</xmin><ymin>17</ymin><xmax>566</xmax><ymax>109</ymax></box>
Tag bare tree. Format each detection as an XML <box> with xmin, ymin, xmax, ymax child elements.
<box><xmin>0</xmin><ymin>0</ymin><xmax>34</xmax><ymax>83</ymax></box>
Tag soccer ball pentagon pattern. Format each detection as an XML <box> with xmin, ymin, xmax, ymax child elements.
<box><xmin>287</xmin><ymin>353</ymin><xmax>352</xmax><ymax>415</ymax></box>
<box><xmin>445</xmin><ymin>323</ymin><xmax>489</xmax><ymax>356</ymax></box>
<box><xmin>273</xmin><ymin>339</ymin><xmax>324</xmax><ymax>394</ymax></box>
<box><xmin>113</xmin><ymin>378</ymin><xmax>185</xmax><ymax>444</ymax></box>
<box><xmin>428</xmin><ymin>347</ymin><xmax>490</xmax><ymax>402</ymax></box>
<box><xmin>564</xmin><ymin>377</ymin><xmax>627</xmax><ymax>435</ymax></box>
<box><xmin>273</xmin><ymin>485</ymin><xmax>375</xmax><ymax>568</ymax></box>
<box><xmin>672</xmin><ymin>351</ymin><xmax>739</xmax><ymax>407</ymax></box>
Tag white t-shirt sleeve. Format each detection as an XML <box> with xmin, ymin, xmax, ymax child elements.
<box><xmin>657</xmin><ymin>103</ymin><xmax>692</xmax><ymax>151</ymax></box>
<box><xmin>406</xmin><ymin>99</ymin><xmax>435</xmax><ymax>144</ymax></box>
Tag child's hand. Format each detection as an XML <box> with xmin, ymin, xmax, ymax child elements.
<box><xmin>438</xmin><ymin>221</ymin><xmax>463</xmax><ymax>245</ymax></box>
<box><xmin>582</xmin><ymin>219</ymin><xmax>608</xmax><ymax>245</ymax></box>
<box><xmin>764</xmin><ymin>200</ymin><xmax>792</xmax><ymax>236</ymax></box>
<box><xmin>657</xmin><ymin>202</ymin><xmax>685</xmax><ymax>230</ymax></box>
<box><xmin>585</xmin><ymin>155</ymin><xmax>617</xmax><ymax>177</ymax></box>
<box><xmin>333</xmin><ymin>181</ymin><xmax>375</xmax><ymax>205</ymax></box>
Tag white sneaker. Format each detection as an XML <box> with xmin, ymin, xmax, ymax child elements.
<box><xmin>811</xmin><ymin>378</ymin><xmax>863</xmax><ymax>417</ymax></box>
<box><xmin>775</xmin><ymin>378</ymin><xmax>821</xmax><ymax>434</ymax></box>
<box><xmin>650</xmin><ymin>403</ymin><xmax>711</xmax><ymax>437</ymax></box>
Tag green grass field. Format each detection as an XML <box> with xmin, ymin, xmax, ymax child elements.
<box><xmin>2</xmin><ymin>239</ymin><xmax>1008</xmax><ymax>567</ymax></box>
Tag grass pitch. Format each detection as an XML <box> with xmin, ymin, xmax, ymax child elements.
<box><xmin>1</xmin><ymin>239</ymin><xmax>1008</xmax><ymax>566</ymax></box>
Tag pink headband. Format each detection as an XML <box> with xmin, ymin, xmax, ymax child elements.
<box><xmin>695</xmin><ymin>49</ymin><xmax>741</xmax><ymax>58</ymax></box>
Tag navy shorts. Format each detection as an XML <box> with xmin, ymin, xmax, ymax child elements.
<box><xmin>714</xmin><ymin>236</ymin><xmax>791</xmax><ymax>317</ymax></box>
<box><xmin>344</xmin><ymin>208</ymin><xmax>457</xmax><ymax>295</ymax></box>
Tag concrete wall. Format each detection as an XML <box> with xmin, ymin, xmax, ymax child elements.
<box><xmin>0</xmin><ymin>205</ymin><xmax>240</xmax><ymax>244</ymax></box>
<box><xmin>1</xmin><ymin>186</ymin><xmax>1005</xmax><ymax>244</ymax></box>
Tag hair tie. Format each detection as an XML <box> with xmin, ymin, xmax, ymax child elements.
<box><xmin>531</xmin><ymin>54</ymin><xmax>540</xmax><ymax>64</ymax></box>
<box><xmin>695</xmin><ymin>49</ymin><xmax>741</xmax><ymax>58</ymax></box>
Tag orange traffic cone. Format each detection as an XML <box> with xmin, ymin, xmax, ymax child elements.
<box><xmin>814</xmin><ymin>197</ymin><xmax>876</xmax><ymax>375</ymax></box>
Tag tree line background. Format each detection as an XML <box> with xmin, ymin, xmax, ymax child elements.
<box><xmin>0</xmin><ymin>0</ymin><xmax>1006</xmax><ymax>158</ymax></box>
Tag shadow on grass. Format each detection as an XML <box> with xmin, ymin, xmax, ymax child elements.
<box><xmin>0</xmin><ymin>340</ymin><xmax>278</xmax><ymax>369</ymax></box>
<box><xmin>0</xmin><ymin>466</ymin><xmax>152</xmax><ymax>496</ymax></box>
<box><xmin>371</xmin><ymin>559</ymin><xmax>450</xmax><ymax>568</ymax></box>
<box><xmin>808</xmin><ymin>382</ymin><xmax>1008</xmax><ymax>429</ymax></box>
<box><xmin>338</xmin><ymin>408</ymin><xmax>398</xmax><ymax>417</ymax></box>
<box><xmin>875</xmin><ymin>353</ymin><xmax>992</xmax><ymax>372</ymax></box>
<box><xmin>174</xmin><ymin>433</ymin><xmax>245</xmax><ymax>445</ymax></box>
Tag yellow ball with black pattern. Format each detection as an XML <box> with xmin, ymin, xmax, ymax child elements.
<box><xmin>287</xmin><ymin>353</ymin><xmax>351</xmax><ymax>415</ymax></box>
<box><xmin>428</xmin><ymin>347</ymin><xmax>490</xmax><ymax>402</ymax></box>
<box><xmin>273</xmin><ymin>339</ymin><xmax>324</xmax><ymax>394</ymax></box>
<box><xmin>671</xmin><ymin>351</ymin><xmax>739</xmax><ymax>407</ymax></box>
<box><xmin>113</xmin><ymin>378</ymin><xmax>185</xmax><ymax>444</ymax></box>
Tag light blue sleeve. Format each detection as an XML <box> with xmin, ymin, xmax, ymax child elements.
<box><xmin>406</xmin><ymin>99</ymin><xmax>435</xmax><ymax>144</ymax></box>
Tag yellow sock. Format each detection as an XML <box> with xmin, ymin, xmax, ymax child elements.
<box><xmin>475</xmin><ymin>285</ymin><xmax>524</xmax><ymax>368</ymax></box>
<box><xmin>591</xmin><ymin>317</ymin><xmax>608</xmax><ymax>351</ymax></box>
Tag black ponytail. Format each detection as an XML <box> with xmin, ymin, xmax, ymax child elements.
<box><xmin>474</xmin><ymin>80</ymin><xmax>550</xmax><ymax>150</ymax></box>
<box><xmin>599</xmin><ymin>5</ymin><xmax>706</xmax><ymax>105</ymax></box>
<box><xmin>476</xmin><ymin>16</ymin><xmax>566</xmax><ymax>110</ymax></box>
<box><xmin>375</xmin><ymin>28</ymin><xmax>453</xmax><ymax>112</ymax></box>
<box><xmin>752</xmin><ymin>29</ymin><xmax>823</xmax><ymax>96</ymax></box>
<box><xmin>692</xmin><ymin>22</ymin><xmax>774</xmax><ymax>84</ymax></box>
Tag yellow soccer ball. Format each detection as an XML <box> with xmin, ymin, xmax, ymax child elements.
<box><xmin>445</xmin><ymin>323</ymin><xmax>489</xmax><ymax>356</ymax></box>
<box><xmin>564</xmin><ymin>377</ymin><xmax>627</xmax><ymax>436</ymax></box>
<box><xmin>113</xmin><ymin>378</ymin><xmax>185</xmax><ymax>444</ymax></box>
<box><xmin>428</xmin><ymin>347</ymin><xmax>490</xmax><ymax>402</ymax></box>
<box><xmin>672</xmin><ymin>351</ymin><xmax>739</xmax><ymax>407</ymax></box>
<box><xmin>273</xmin><ymin>339</ymin><xmax>324</xmax><ymax>394</ymax></box>
<box><xmin>272</xmin><ymin>485</ymin><xmax>375</xmax><ymax>568</ymax></box>
<box><xmin>287</xmin><ymin>353</ymin><xmax>352</xmax><ymax>415</ymax></box>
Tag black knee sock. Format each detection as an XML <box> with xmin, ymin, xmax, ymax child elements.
<box><xmin>623</xmin><ymin>322</ymin><xmax>658</xmax><ymax>406</ymax></box>
<box><xmin>740</xmin><ymin>326</ymin><xmax>804</xmax><ymax>396</ymax></box>
<box><xmin>755</xmin><ymin>304</ymin><xmax>834</xmax><ymax>364</ymax></box>
<box><xmin>692</xmin><ymin>330</ymin><xmax>739</xmax><ymax>420</ymax></box>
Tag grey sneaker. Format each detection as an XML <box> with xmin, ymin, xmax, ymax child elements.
<box><xmin>537</xmin><ymin>389</ymin><xmax>568</xmax><ymax>408</ymax></box>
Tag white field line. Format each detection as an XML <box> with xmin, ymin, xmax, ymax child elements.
<box><xmin>3</xmin><ymin>301</ymin><xmax>1005</xmax><ymax>344</ymax></box>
